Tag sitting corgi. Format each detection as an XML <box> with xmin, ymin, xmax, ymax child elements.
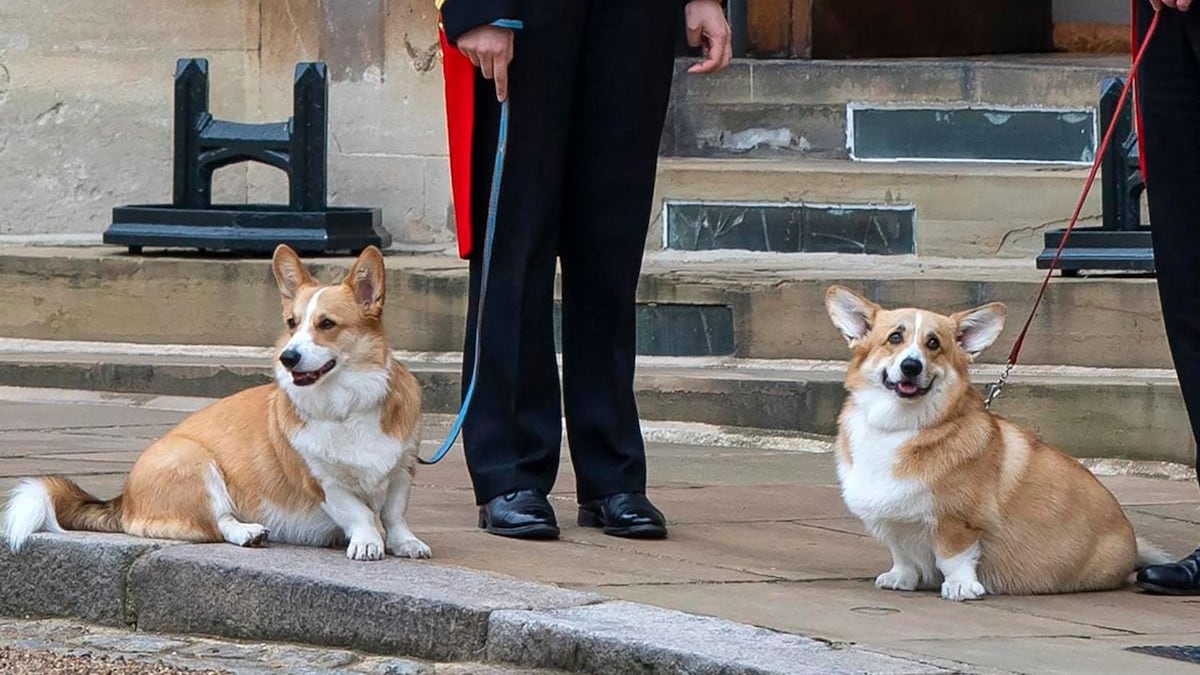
<box><xmin>4</xmin><ymin>245</ymin><xmax>430</xmax><ymax>561</ymax></box>
<box><xmin>824</xmin><ymin>285</ymin><xmax>1168</xmax><ymax>600</ymax></box>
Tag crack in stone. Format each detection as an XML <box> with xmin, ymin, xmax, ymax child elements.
<box><xmin>283</xmin><ymin>0</ymin><xmax>313</xmax><ymax>61</ymax></box>
<box><xmin>578</xmin><ymin>576</ymin><xmax>875</xmax><ymax>589</ymax></box>
<box><xmin>0</xmin><ymin>423</ymin><xmax>171</xmax><ymax>434</ymax></box>
<box><xmin>992</xmin><ymin>212</ymin><xmax>1101</xmax><ymax>255</ymax></box>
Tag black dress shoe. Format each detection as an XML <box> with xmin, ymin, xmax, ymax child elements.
<box><xmin>578</xmin><ymin>492</ymin><xmax>667</xmax><ymax>539</ymax></box>
<box><xmin>478</xmin><ymin>489</ymin><xmax>560</xmax><ymax>540</ymax></box>
<box><xmin>1137</xmin><ymin>548</ymin><xmax>1200</xmax><ymax>595</ymax></box>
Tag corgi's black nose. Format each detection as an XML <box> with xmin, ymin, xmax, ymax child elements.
<box><xmin>279</xmin><ymin>349</ymin><xmax>302</xmax><ymax>370</ymax></box>
<box><xmin>900</xmin><ymin>358</ymin><xmax>923</xmax><ymax>377</ymax></box>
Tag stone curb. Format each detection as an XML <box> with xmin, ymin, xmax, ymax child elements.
<box><xmin>486</xmin><ymin>601</ymin><xmax>949</xmax><ymax>675</ymax></box>
<box><xmin>0</xmin><ymin>533</ymin><xmax>956</xmax><ymax>675</ymax></box>
<box><xmin>0</xmin><ymin>355</ymin><xmax>1188</xmax><ymax>465</ymax></box>
<box><xmin>0</xmin><ymin>533</ymin><xmax>176</xmax><ymax>626</ymax></box>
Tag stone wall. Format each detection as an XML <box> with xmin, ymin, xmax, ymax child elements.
<box><xmin>0</xmin><ymin>0</ymin><xmax>456</xmax><ymax>251</ymax></box>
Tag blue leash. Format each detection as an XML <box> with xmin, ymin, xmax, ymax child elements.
<box><xmin>419</xmin><ymin>99</ymin><xmax>509</xmax><ymax>465</ymax></box>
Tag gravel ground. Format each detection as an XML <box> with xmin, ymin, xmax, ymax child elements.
<box><xmin>0</xmin><ymin>647</ymin><xmax>228</xmax><ymax>674</ymax></box>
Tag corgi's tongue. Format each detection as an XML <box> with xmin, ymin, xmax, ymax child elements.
<box><xmin>896</xmin><ymin>380</ymin><xmax>920</xmax><ymax>396</ymax></box>
<box><xmin>291</xmin><ymin>359</ymin><xmax>336</xmax><ymax>387</ymax></box>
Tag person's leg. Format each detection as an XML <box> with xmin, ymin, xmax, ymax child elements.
<box><xmin>1140</xmin><ymin>4</ymin><xmax>1200</xmax><ymax>478</ymax></box>
<box><xmin>462</xmin><ymin>2</ymin><xmax>586</xmax><ymax>510</ymax></box>
<box><xmin>1135</xmin><ymin>1</ymin><xmax>1200</xmax><ymax>594</ymax></box>
<box><xmin>557</xmin><ymin>0</ymin><xmax>681</xmax><ymax>531</ymax></box>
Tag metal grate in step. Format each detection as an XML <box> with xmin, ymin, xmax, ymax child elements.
<box><xmin>663</xmin><ymin>200</ymin><xmax>915</xmax><ymax>255</ymax></box>
<box><xmin>848</xmin><ymin>104</ymin><xmax>1097</xmax><ymax>165</ymax></box>
<box><xmin>1126</xmin><ymin>645</ymin><xmax>1200</xmax><ymax>665</ymax></box>
<box><xmin>551</xmin><ymin>302</ymin><xmax>736</xmax><ymax>357</ymax></box>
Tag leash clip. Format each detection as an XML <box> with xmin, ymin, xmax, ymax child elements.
<box><xmin>983</xmin><ymin>362</ymin><xmax>1014</xmax><ymax>410</ymax></box>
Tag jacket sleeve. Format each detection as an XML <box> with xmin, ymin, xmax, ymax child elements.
<box><xmin>438</xmin><ymin>0</ymin><xmax>520</xmax><ymax>43</ymax></box>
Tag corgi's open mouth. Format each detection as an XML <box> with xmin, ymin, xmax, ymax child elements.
<box><xmin>291</xmin><ymin>359</ymin><xmax>336</xmax><ymax>386</ymax></box>
<box><xmin>882</xmin><ymin>371</ymin><xmax>934</xmax><ymax>399</ymax></box>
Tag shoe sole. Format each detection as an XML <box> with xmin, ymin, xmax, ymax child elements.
<box><xmin>477</xmin><ymin>512</ymin><xmax>560</xmax><ymax>540</ymax></box>
<box><xmin>1136</xmin><ymin>580</ymin><xmax>1200</xmax><ymax>596</ymax></box>
<box><xmin>577</xmin><ymin>509</ymin><xmax>667</xmax><ymax>540</ymax></box>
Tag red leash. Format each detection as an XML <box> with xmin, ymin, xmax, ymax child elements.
<box><xmin>984</xmin><ymin>9</ymin><xmax>1162</xmax><ymax>408</ymax></box>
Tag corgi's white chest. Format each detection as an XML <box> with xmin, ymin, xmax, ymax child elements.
<box><xmin>837</xmin><ymin>406</ymin><xmax>934</xmax><ymax>526</ymax></box>
<box><xmin>289</xmin><ymin>410</ymin><xmax>415</xmax><ymax>499</ymax></box>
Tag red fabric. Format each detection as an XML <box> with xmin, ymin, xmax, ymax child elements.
<box><xmin>1133</xmin><ymin>0</ymin><xmax>1149</xmax><ymax>184</ymax></box>
<box><xmin>440</xmin><ymin>26</ymin><xmax>477</xmax><ymax>259</ymax></box>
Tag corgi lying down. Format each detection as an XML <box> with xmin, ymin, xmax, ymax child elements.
<box><xmin>824</xmin><ymin>286</ymin><xmax>1168</xmax><ymax>601</ymax></box>
<box><xmin>4</xmin><ymin>246</ymin><xmax>430</xmax><ymax>561</ymax></box>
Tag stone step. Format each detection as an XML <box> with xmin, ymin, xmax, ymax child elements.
<box><xmin>0</xmin><ymin>247</ymin><xmax>1168</xmax><ymax>370</ymax></box>
<box><xmin>0</xmin><ymin>339</ymin><xmax>1186</xmax><ymax>466</ymax></box>
<box><xmin>651</xmin><ymin>158</ymin><xmax>1100</xmax><ymax>258</ymax></box>
<box><xmin>665</xmin><ymin>55</ymin><xmax>1127</xmax><ymax>159</ymax></box>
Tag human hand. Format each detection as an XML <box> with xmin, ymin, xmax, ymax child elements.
<box><xmin>456</xmin><ymin>25</ymin><xmax>514</xmax><ymax>101</ymax></box>
<box><xmin>1152</xmin><ymin>0</ymin><xmax>1192</xmax><ymax>11</ymax></box>
<box><xmin>685</xmin><ymin>0</ymin><xmax>732</xmax><ymax>74</ymax></box>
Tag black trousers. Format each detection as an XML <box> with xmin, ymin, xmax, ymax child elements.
<box><xmin>1138</xmin><ymin>2</ymin><xmax>1200</xmax><ymax>479</ymax></box>
<box><xmin>461</xmin><ymin>0</ymin><xmax>681</xmax><ymax>504</ymax></box>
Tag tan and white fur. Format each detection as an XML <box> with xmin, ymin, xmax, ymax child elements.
<box><xmin>4</xmin><ymin>245</ymin><xmax>430</xmax><ymax>561</ymax></box>
<box><xmin>824</xmin><ymin>285</ymin><xmax>1169</xmax><ymax>601</ymax></box>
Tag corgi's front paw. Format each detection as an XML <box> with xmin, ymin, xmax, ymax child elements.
<box><xmin>388</xmin><ymin>536</ymin><xmax>432</xmax><ymax>559</ymax></box>
<box><xmin>346</xmin><ymin>537</ymin><xmax>385</xmax><ymax>561</ymax></box>
<box><xmin>875</xmin><ymin>567</ymin><xmax>919</xmax><ymax>591</ymax></box>
<box><xmin>941</xmin><ymin>579</ymin><xmax>986</xmax><ymax>601</ymax></box>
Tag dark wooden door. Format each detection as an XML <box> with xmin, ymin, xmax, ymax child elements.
<box><xmin>746</xmin><ymin>0</ymin><xmax>1054</xmax><ymax>59</ymax></box>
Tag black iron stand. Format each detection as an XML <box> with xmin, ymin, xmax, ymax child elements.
<box><xmin>1035</xmin><ymin>77</ymin><xmax>1154</xmax><ymax>275</ymax></box>
<box><xmin>105</xmin><ymin>58</ymin><xmax>389</xmax><ymax>254</ymax></box>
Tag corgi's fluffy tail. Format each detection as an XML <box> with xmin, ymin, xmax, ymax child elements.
<box><xmin>1135</xmin><ymin>536</ymin><xmax>1175</xmax><ymax>569</ymax></box>
<box><xmin>4</xmin><ymin>477</ymin><xmax>123</xmax><ymax>552</ymax></box>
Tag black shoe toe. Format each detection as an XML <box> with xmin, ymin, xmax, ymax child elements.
<box><xmin>578</xmin><ymin>492</ymin><xmax>667</xmax><ymax>539</ymax></box>
<box><xmin>1136</xmin><ymin>548</ymin><xmax>1200</xmax><ymax>595</ymax></box>
<box><xmin>478</xmin><ymin>489</ymin><xmax>560</xmax><ymax>540</ymax></box>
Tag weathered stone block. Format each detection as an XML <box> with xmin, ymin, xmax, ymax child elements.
<box><xmin>967</xmin><ymin>62</ymin><xmax>1125</xmax><ymax>108</ymax></box>
<box><xmin>670</xmin><ymin>103</ymin><xmax>845</xmax><ymax>157</ymax></box>
<box><xmin>747</xmin><ymin>61</ymin><xmax>967</xmax><ymax>106</ymax></box>
<box><xmin>0</xmin><ymin>51</ymin><xmax>250</xmax><ymax>236</ymax></box>
<box><xmin>486</xmin><ymin>601</ymin><xmax>948</xmax><ymax>675</ymax></box>
<box><xmin>129</xmin><ymin>544</ymin><xmax>601</xmax><ymax>662</ymax></box>
<box><xmin>0</xmin><ymin>532</ymin><xmax>176</xmax><ymax>626</ymax></box>
<box><xmin>327</xmin><ymin>155</ymin><xmax>456</xmax><ymax>249</ymax></box>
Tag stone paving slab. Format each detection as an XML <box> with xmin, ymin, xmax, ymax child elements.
<box><xmin>878</xmin><ymin>635</ymin><xmax>1200</xmax><ymax>675</ymax></box>
<box><xmin>560</xmin><ymin>521</ymin><xmax>887</xmax><ymax>583</ymax></box>
<box><xmin>589</xmin><ymin>580</ymin><xmax>1133</xmax><ymax>643</ymax></box>
<box><xmin>1129</xmin><ymin>503</ymin><xmax>1200</xmax><ymax>523</ymax></box>
<box><xmin>420</xmin><ymin>531</ymin><xmax>773</xmax><ymax>586</ymax></box>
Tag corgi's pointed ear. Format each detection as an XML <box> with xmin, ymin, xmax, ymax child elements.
<box><xmin>825</xmin><ymin>286</ymin><xmax>879</xmax><ymax>346</ymax></box>
<box><xmin>272</xmin><ymin>245</ymin><xmax>315</xmax><ymax>302</ymax></box>
<box><xmin>345</xmin><ymin>246</ymin><xmax>386</xmax><ymax>318</ymax></box>
<box><xmin>952</xmin><ymin>303</ymin><xmax>1007</xmax><ymax>359</ymax></box>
